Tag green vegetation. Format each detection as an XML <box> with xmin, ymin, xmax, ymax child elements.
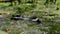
<box><xmin>0</xmin><ymin>0</ymin><xmax>60</xmax><ymax>34</ymax></box>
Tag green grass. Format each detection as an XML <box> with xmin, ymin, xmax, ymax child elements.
<box><xmin>0</xmin><ymin>0</ymin><xmax>60</xmax><ymax>34</ymax></box>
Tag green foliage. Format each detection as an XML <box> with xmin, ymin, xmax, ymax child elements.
<box><xmin>0</xmin><ymin>30</ymin><xmax>6</xmax><ymax>34</ymax></box>
<box><xmin>15</xmin><ymin>4</ymin><xmax>36</xmax><ymax>14</ymax></box>
<box><xmin>48</xmin><ymin>23</ymin><xmax>60</xmax><ymax>34</ymax></box>
<box><xmin>0</xmin><ymin>0</ymin><xmax>60</xmax><ymax>34</ymax></box>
